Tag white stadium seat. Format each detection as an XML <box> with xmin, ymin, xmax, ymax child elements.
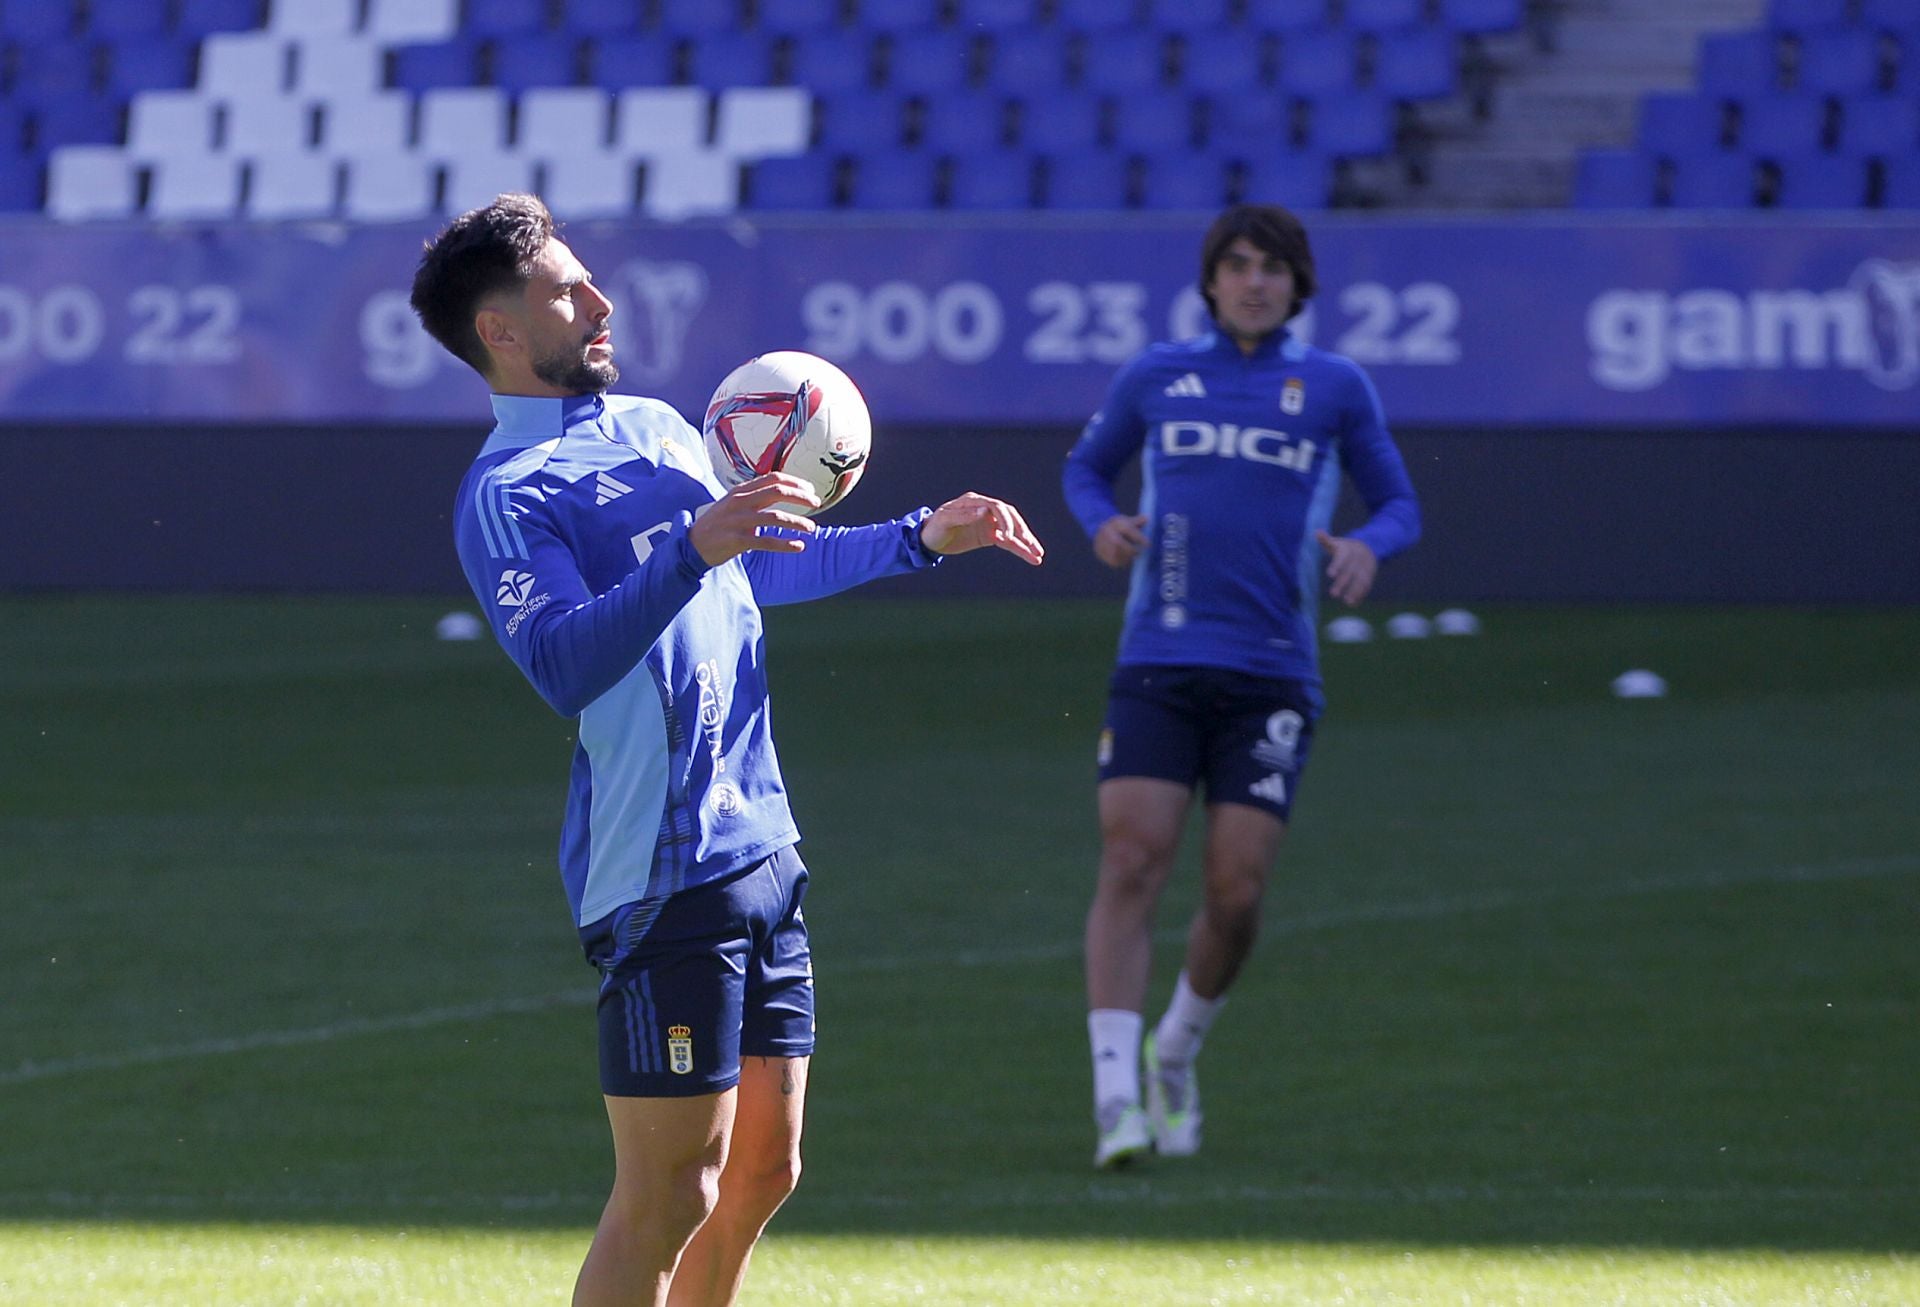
<box><xmin>517</xmin><ymin>89</ymin><xmax>612</xmax><ymax>157</ymax></box>
<box><xmin>148</xmin><ymin>154</ymin><xmax>245</xmax><ymax>220</ymax></box>
<box><xmin>642</xmin><ymin>151</ymin><xmax>738</xmax><ymax>219</ymax></box>
<box><xmin>46</xmin><ymin>147</ymin><xmax>139</xmax><ymax>221</ymax></box>
<box><xmin>222</xmin><ymin>98</ymin><xmax>316</xmax><ymax>157</ymax></box>
<box><xmin>293</xmin><ymin>37</ymin><xmax>384</xmax><ymax>97</ymax></box>
<box><xmin>442</xmin><ymin>152</ymin><xmax>538</xmax><ymax>214</ymax></box>
<box><xmin>543</xmin><ymin>155</ymin><xmax>639</xmax><ymax>218</ymax></box>
<box><xmin>266</xmin><ymin>0</ymin><xmax>358</xmax><ymax>36</ymax></box>
<box><xmin>200</xmin><ymin>33</ymin><xmax>293</xmax><ymax>103</ymax></box>
<box><xmin>363</xmin><ymin>0</ymin><xmax>460</xmax><ymax>43</ymax></box>
<box><xmin>247</xmin><ymin>154</ymin><xmax>340</xmax><ymax>219</ymax></box>
<box><xmin>342</xmin><ymin>153</ymin><xmax>438</xmax><ymax>220</ymax></box>
<box><xmin>318</xmin><ymin>93</ymin><xmax>414</xmax><ymax>156</ymax></box>
<box><xmin>126</xmin><ymin>92</ymin><xmax>218</xmax><ymax>160</ymax></box>
<box><xmin>418</xmin><ymin>87</ymin><xmax>509</xmax><ymax>158</ymax></box>
<box><xmin>713</xmin><ymin>87</ymin><xmax>810</xmax><ymax>159</ymax></box>
<box><xmin>614</xmin><ymin>88</ymin><xmax>710</xmax><ymax>159</ymax></box>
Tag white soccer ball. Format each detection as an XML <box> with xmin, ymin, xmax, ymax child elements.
<box><xmin>701</xmin><ymin>350</ymin><xmax>871</xmax><ymax>516</ymax></box>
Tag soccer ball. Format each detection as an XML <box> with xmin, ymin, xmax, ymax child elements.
<box><xmin>701</xmin><ymin>351</ymin><xmax>872</xmax><ymax>516</ymax></box>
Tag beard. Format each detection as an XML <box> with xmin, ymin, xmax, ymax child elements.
<box><xmin>532</xmin><ymin>339</ymin><xmax>619</xmax><ymax>394</ymax></box>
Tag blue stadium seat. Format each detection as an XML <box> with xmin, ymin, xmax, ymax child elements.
<box><xmin>945</xmin><ymin>150</ymin><xmax>1033</xmax><ymax>207</ymax></box>
<box><xmin>1766</xmin><ymin>0</ymin><xmax>1849</xmax><ymax>34</ymax></box>
<box><xmin>1145</xmin><ymin>0</ymin><xmax>1231</xmax><ymax>33</ymax></box>
<box><xmin>1571</xmin><ymin>148</ymin><xmax>1659</xmax><ymax>208</ymax></box>
<box><xmin>0</xmin><ymin>100</ymin><xmax>26</xmax><ymax>153</ymax></box>
<box><xmin>1884</xmin><ymin>156</ymin><xmax>1920</xmax><ymax>207</ymax></box>
<box><xmin>656</xmin><ymin>0</ymin><xmax>741</xmax><ymax>38</ymax></box>
<box><xmin>1737</xmin><ymin>94</ymin><xmax>1827</xmax><ymax>156</ymax></box>
<box><xmin>1773</xmin><ymin>154</ymin><xmax>1866</xmax><ymax>208</ymax></box>
<box><xmin>1245</xmin><ymin>0</ymin><xmax>1331</xmax><ymax>33</ymax></box>
<box><xmin>1439</xmin><ymin>0</ymin><xmax>1524</xmax><ymax>36</ymax></box>
<box><xmin>1274</xmin><ymin>28</ymin><xmax>1357</xmax><ymax>96</ymax></box>
<box><xmin>685</xmin><ymin>31</ymin><xmax>779</xmax><ymax>88</ymax></box>
<box><xmin>177</xmin><ymin>0</ymin><xmax>264</xmax><ymax>37</ymax></box>
<box><xmin>1109</xmin><ymin>90</ymin><xmax>1196</xmax><ymax>153</ymax></box>
<box><xmin>921</xmin><ymin>91</ymin><xmax>1010</xmax><ymax>153</ymax></box>
<box><xmin>1795</xmin><ymin>30</ymin><xmax>1880</xmax><ymax>96</ymax></box>
<box><xmin>1137</xmin><ymin>153</ymin><xmax>1229</xmax><ymax>209</ymax></box>
<box><xmin>1177</xmin><ymin>28</ymin><xmax>1265</xmax><ymax>95</ymax></box>
<box><xmin>954</xmin><ymin>0</ymin><xmax>1041</xmax><ymax>27</ymax></box>
<box><xmin>1637</xmin><ymin>92</ymin><xmax>1728</xmax><ymax>157</ymax></box>
<box><xmin>1239</xmin><ymin>153</ymin><xmax>1330</xmax><ymax>208</ymax></box>
<box><xmin>1344</xmin><ymin>0</ymin><xmax>1426</xmax><ymax>34</ymax></box>
<box><xmin>1666</xmin><ymin>153</ymin><xmax>1755</xmax><ymax>207</ymax></box>
<box><xmin>492</xmin><ymin>34</ymin><xmax>582</xmax><ymax>90</ymax></box>
<box><xmin>559</xmin><ymin>0</ymin><xmax>643</xmax><ymax>37</ymax></box>
<box><xmin>28</xmin><ymin>94</ymin><xmax>122</xmax><ymax>150</ymax></box>
<box><xmin>784</xmin><ymin>29</ymin><xmax>877</xmax><ymax>93</ymax></box>
<box><xmin>392</xmin><ymin>40</ymin><xmax>483</xmax><ymax>90</ymax></box>
<box><xmin>87</xmin><ymin>0</ymin><xmax>169</xmax><ymax>40</ymax></box>
<box><xmin>758</xmin><ymin>0</ymin><xmax>842</xmax><ymax>35</ymax></box>
<box><xmin>1861</xmin><ymin>0</ymin><xmax>1920</xmax><ymax>36</ymax></box>
<box><xmin>469</xmin><ymin>0</ymin><xmax>550</xmax><ymax>38</ymax></box>
<box><xmin>1206</xmin><ymin>92</ymin><xmax>1293</xmax><ymax>148</ymax></box>
<box><xmin>884</xmin><ymin>28</ymin><xmax>974</xmax><ymax>93</ymax></box>
<box><xmin>586</xmin><ymin>34</ymin><xmax>677</xmax><ymax>87</ymax></box>
<box><xmin>749</xmin><ymin>153</ymin><xmax>838</xmax><ymax>208</ymax></box>
<box><xmin>1041</xmin><ymin>151</ymin><xmax>1131</xmax><ymax>208</ymax></box>
<box><xmin>848</xmin><ymin>149</ymin><xmax>938</xmax><ymax>208</ymax></box>
<box><xmin>1057</xmin><ymin>0</ymin><xmax>1140</xmax><ymax>33</ymax></box>
<box><xmin>1079</xmin><ymin>29</ymin><xmax>1167</xmax><ymax>93</ymax></box>
<box><xmin>1697</xmin><ymin>31</ymin><xmax>1780</xmax><ymax>96</ymax></box>
<box><xmin>984</xmin><ymin>28</ymin><xmax>1069</xmax><ymax>93</ymax></box>
<box><xmin>12</xmin><ymin>41</ymin><xmax>98</xmax><ymax>100</ymax></box>
<box><xmin>1016</xmin><ymin>90</ymin><xmax>1101</xmax><ymax>152</ymax></box>
<box><xmin>1373</xmin><ymin>27</ymin><xmax>1458</xmax><ymax>101</ymax></box>
<box><xmin>860</xmin><ymin>0</ymin><xmax>943</xmax><ymax>31</ymax></box>
<box><xmin>1</xmin><ymin>0</ymin><xmax>78</xmax><ymax>41</ymax></box>
<box><xmin>816</xmin><ymin>89</ymin><xmax>910</xmax><ymax>150</ymax></box>
<box><xmin>104</xmin><ymin>38</ymin><xmax>198</xmax><ymax>96</ymax></box>
<box><xmin>0</xmin><ymin>155</ymin><xmax>40</xmax><ymax>210</ymax></box>
<box><xmin>1303</xmin><ymin>91</ymin><xmax>1393</xmax><ymax>156</ymax></box>
<box><xmin>1838</xmin><ymin>95</ymin><xmax>1920</xmax><ymax>157</ymax></box>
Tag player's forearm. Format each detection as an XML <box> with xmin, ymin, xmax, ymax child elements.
<box><xmin>1062</xmin><ymin>455</ymin><xmax>1124</xmax><ymax>539</ymax></box>
<box><xmin>744</xmin><ymin>511</ymin><xmax>939</xmax><ymax>605</ymax></box>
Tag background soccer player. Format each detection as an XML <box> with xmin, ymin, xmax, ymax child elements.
<box><xmin>1063</xmin><ymin>204</ymin><xmax>1421</xmax><ymax>1169</ymax></box>
<box><xmin>411</xmin><ymin>194</ymin><xmax>1043</xmax><ymax>1306</ymax></box>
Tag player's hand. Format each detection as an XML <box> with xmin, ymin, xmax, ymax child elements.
<box><xmin>689</xmin><ymin>474</ymin><xmax>820</xmax><ymax>566</ymax></box>
<box><xmin>1316</xmin><ymin>529</ymin><xmax>1378</xmax><ymax>606</ymax></box>
<box><xmin>920</xmin><ymin>492</ymin><xmax>1045</xmax><ymax>566</ymax></box>
<box><xmin>1092</xmin><ymin>513</ymin><xmax>1149</xmax><ymax>569</ymax></box>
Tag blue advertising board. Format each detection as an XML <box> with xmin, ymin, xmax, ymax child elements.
<box><xmin>2</xmin><ymin>213</ymin><xmax>1917</xmax><ymax>428</ymax></box>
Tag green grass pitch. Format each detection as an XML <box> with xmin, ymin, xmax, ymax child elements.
<box><xmin>1</xmin><ymin>594</ymin><xmax>1916</xmax><ymax>1305</ymax></box>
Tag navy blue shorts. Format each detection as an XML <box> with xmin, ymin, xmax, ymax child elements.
<box><xmin>581</xmin><ymin>846</ymin><xmax>814</xmax><ymax>1099</ymax></box>
<box><xmin>1098</xmin><ymin>664</ymin><xmax>1321</xmax><ymax>822</ymax></box>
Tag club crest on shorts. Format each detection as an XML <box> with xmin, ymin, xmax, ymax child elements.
<box><xmin>667</xmin><ymin>1024</ymin><xmax>694</xmax><ymax>1075</ymax></box>
<box><xmin>1252</xmin><ymin>709</ymin><xmax>1304</xmax><ymax>770</ymax></box>
<box><xmin>1280</xmin><ymin>378</ymin><xmax>1306</xmax><ymax>414</ymax></box>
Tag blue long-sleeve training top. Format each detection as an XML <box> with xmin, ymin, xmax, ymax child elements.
<box><xmin>454</xmin><ymin>391</ymin><xmax>938</xmax><ymax>928</ymax></box>
<box><xmin>1063</xmin><ymin>328</ymin><xmax>1420</xmax><ymax>700</ymax></box>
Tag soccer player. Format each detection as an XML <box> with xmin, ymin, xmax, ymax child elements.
<box><xmin>411</xmin><ymin>194</ymin><xmax>1044</xmax><ymax>1307</ymax></box>
<box><xmin>1063</xmin><ymin>204</ymin><xmax>1420</xmax><ymax>1169</ymax></box>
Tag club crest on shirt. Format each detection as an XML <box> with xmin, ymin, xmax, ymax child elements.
<box><xmin>667</xmin><ymin>1024</ymin><xmax>694</xmax><ymax>1075</ymax></box>
<box><xmin>1280</xmin><ymin>378</ymin><xmax>1306</xmax><ymax>414</ymax></box>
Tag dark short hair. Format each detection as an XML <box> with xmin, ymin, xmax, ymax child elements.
<box><xmin>410</xmin><ymin>193</ymin><xmax>556</xmax><ymax>376</ymax></box>
<box><xmin>1198</xmin><ymin>204</ymin><xmax>1317</xmax><ymax>324</ymax></box>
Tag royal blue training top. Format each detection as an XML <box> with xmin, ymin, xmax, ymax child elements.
<box><xmin>1062</xmin><ymin>328</ymin><xmax>1421</xmax><ymax>700</ymax></box>
<box><xmin>454</xmin><ymin>391</ymin><xmax>939</xmax><ymax>928</ymax></box>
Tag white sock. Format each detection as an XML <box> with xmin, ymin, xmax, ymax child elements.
<box><xmin>1088</xmin><ymin>1009</ymin><xmax>1143</xmax><ymax>1112</ymax></box>
<box><xmin>1153</xmin><ymin>972</ymin><xmax>1223</xmax><ymax>1065</ymax></box>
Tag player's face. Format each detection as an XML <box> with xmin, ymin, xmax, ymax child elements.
<box><xmin>1207</xmin><ymin>237</ymin><xmax>1296</xmax><ymax>345</ymax></box>
<box><xmin>521</xmin><ymin>238</ymin><xmax>619</xmax><ymax>394</ymax></box>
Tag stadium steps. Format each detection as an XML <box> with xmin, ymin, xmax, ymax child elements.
<box><xmin>1367</xmin><ymin>0</ymin><xmax>1768</xmax><ymax>208</ymax></box>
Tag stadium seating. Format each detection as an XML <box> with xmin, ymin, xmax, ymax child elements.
<box><xmin>1571</xmin><ymin>149</ymin><xmax>1660</xmax><ymax>208</ymax></box>
<box><xmin>1772</xmin><ymin>154</ymin><xmax>1867</xmax><ymax>208</ymax></box>
<box><xmin>1667</xmin><ymin>153</ymin><xmax>1756</xmax><ymax>208</ymax></box>
<box><xmin>1043</xmin><ymin>152</ymin><xmax>1132</xmax><ymax>209</ymax></box>
<box><xmin>945</xmin><ymin>150</ymin><xmax>1033</xmax><ymax>208</ymax></box>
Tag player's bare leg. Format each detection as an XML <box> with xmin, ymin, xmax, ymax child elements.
<box><xmin>1085</xmin><ymin>777</ymin><xmax>1191</xmax><ymax>1165</ymax></box>
<box><xmin>666</xmin><ymin>1056</ymin><xmax>808</xmax><ymax>1307</ymax></box>
<box><xmin>574</xmin><ymin>1089</ymin><xmax>737</xmax><ymax>1307</ymax></box>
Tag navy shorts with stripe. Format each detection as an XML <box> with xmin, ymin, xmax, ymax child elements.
<box><xmin>581</xmin><ymin>845</ymin><xmax>814</xmax><ymax>1098</ymax></box>
<box><xmin>1098</xmin><ymin>664</ymin><xmax>1321</xmax><ymax>822</ymax></box>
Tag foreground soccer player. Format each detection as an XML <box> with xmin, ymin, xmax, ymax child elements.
<box><xmin>411</xmin><ymin>194</ymin><xmax>1043</xmax><ymax>1307</ymax></box>
<box><xmin>1064</xmin><ymin>205</ymin><xmax>1420</xmax><ymax>1168</ymax></box>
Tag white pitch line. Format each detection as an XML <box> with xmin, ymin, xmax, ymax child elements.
<box><xmin>4</xmin><ymin>852</ymin><xmax>1915</xmax><ymax>1090</ymax></box>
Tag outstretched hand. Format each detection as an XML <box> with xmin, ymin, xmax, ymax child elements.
<box><xmin>689</xmin><ymin>473</ymin><xmax>820</xmax><ymax>566</ymax></box>
<box><xmin>920</xmin><ymin>492</ymin><xmax>1045</xmax><ymax>566</ymax></box>
<box><xmin>1315</xmin><ymin>529</ymin><xmax>1378</xmax><ymax>606</ymax></box>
